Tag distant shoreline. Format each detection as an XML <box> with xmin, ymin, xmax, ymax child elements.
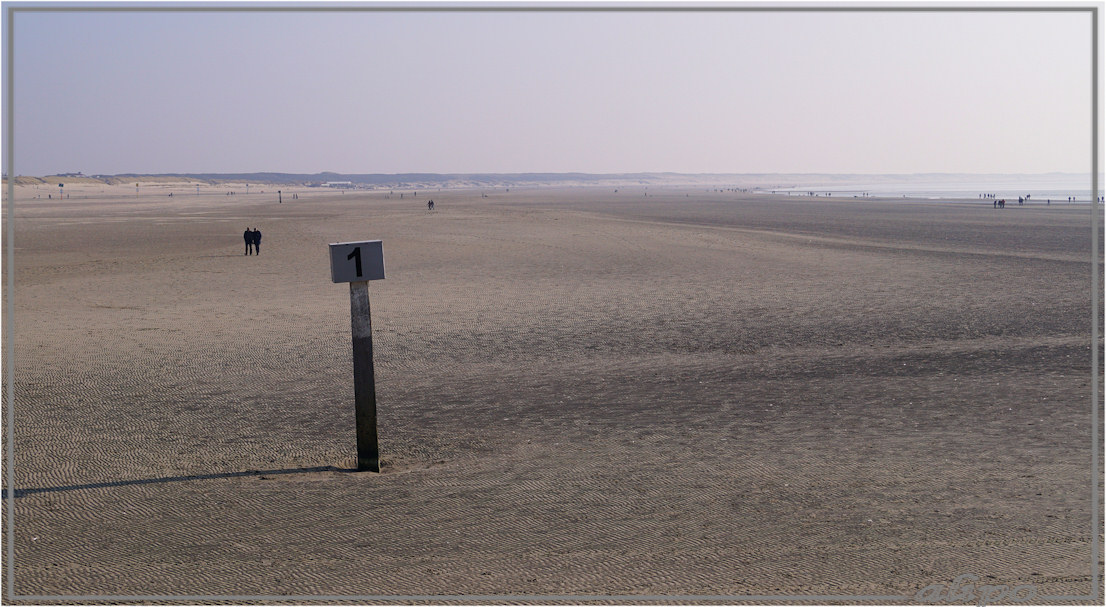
<box><xmin>2</xmin><ymin>171</ymin><xmax>1096</xmax><ymax>190</ymax></box>
<box><xmin>4</xmin><ymin>171</ymin><xmax>1099</xmax><ymax>204</ymax></box>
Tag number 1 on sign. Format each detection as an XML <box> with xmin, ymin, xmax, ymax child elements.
<box><xmin>329</xmin><ymin>240</ymin><xmax>383</xmax><ymax>283</ymax></box>
<box><xmin>347</xmin><ymin>246</ymin><xmax>362</xmax><ymax>277</ymax></box>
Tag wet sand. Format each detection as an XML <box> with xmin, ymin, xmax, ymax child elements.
<box><xmin>3</xmin><ymin>184</ymin><xmax>1101</xmax><ymax>601</ymax></box>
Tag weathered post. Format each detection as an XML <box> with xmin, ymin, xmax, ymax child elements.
<box><xmin>349</xmin><ymin>280</ymin><xmax>377</xmax><ymax>471</ymax></box>
<box><xmin>329</xmin><ymin>240</ymin><xmax>386</xmax><ymax>472</ymax></box>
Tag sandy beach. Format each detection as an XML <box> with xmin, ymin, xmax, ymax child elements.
<box><xmin>2</xmin><ymin>183</ymin><xmax>1100</xmax><ymax>601</ymax></box>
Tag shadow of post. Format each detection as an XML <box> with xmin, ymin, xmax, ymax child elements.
<box><xmin>2</xmin><ymin>465</ymin><xmax>360</xmax><ymax>499</ymax></box>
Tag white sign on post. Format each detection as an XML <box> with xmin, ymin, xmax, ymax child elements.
<box><xmin>329</xmin><ymin>240</ymin><xmax>385</xmax><ymax>283</ymax></box>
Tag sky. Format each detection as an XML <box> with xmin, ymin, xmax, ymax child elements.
<box><xmin>3</xmin><ymin>3</ymin><xmax>1097</xmax><ymax>176</ymax></box>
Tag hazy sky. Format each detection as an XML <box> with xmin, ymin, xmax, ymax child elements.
<box><xmin>4</xmin><ymin>4</ymin><xmax>1096</xmax><ymax>176</ymax></box>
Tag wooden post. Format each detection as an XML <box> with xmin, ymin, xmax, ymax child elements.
<box><xmin>330</xmin><ymin>240</ymin><xmax>386</xmax><ymax>470</ymax></box>
<box><xmin>349</xmin><ymin>280</ymin><xmax>379</xmax><ymax>472</ymax></box>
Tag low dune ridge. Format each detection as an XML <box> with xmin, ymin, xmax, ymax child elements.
<box><xmin>3</xmin><ymin>185</ymin><xmax>1100</xmax><ymax>600</ymax></box>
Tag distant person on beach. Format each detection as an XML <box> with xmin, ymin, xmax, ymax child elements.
<box><xmin>252</xmin><ymin>228</ymin><xmax>262</xmax><ymax>255</ymax></box>
<box><xmin>244</xmin><ymin>227</ymin><xmax>253</xmax><ymax>255</ymax></box>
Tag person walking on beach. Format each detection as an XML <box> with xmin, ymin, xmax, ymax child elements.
<box><xmin>252</xmin><ymin>228</ymin><xmax>262</xmax><ymax>255</ymax></box>
<box><xmin>244</xmin><ymin>227</ymin><xmax>253</xmax><ymax>255</ymax></box>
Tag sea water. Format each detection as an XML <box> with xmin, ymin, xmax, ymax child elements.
<box><xmin>758</xmin><ymin>173</ymin><xmax>1100</xmax><ymax>202</ymax></box>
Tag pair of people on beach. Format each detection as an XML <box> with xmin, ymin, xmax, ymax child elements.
<box><xmin>243</xmin><ymin>227</ymin><xmax>262</xmax><ymax>255</ymax></box>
